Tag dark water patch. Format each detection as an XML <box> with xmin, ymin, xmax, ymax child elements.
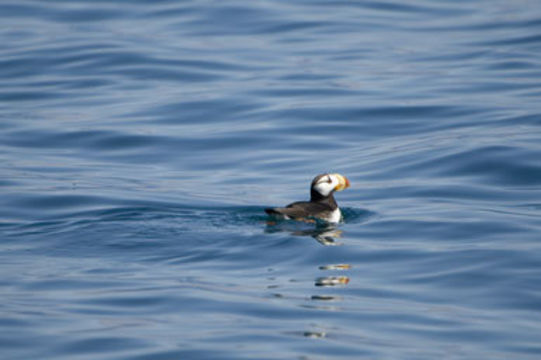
<box><xmin>109</xmin><ymin>65</ymin><xmax>222</xmax><ymax>83</ymax></box>
<box><xmin>364</xmin><ymin>184</ymin><xmax>535</xmax><ymax>203</ymax></box>
<box><xmin>0</xmin><ymin>179</ymin><xmax>17</xmax><ymax>187</ymax></box>
<box><xmin>363</xmin><ymin>142</ymin><xmax>541</xmax><ymax>187</ymax></box>
<box><xmin>57</xmin><ymin>337</ymin><xmax>149</xmax><ymax>357</ymax></box>
<box><xmin>262</xmin><ymin>20</ymin><xmax>336</xmax><ymax>35</ymax></box>
<box><xmin>0</xmin><ymin>3</ymin><xmax>128</xmax><ymax>23</ymax></box>
<box><xmin>1</xmin><ymin>127</ymin><xmax>264</xmax><ymax>159</ymax></box>
<box><xmin>254</xmin><ymin>86</ymin><xmax>357</xmax><ymax>98</ymax></box>
<box><xmin>428</xmin><ymin>145</ymin><xmax>541</xmax><ymax>186</ymax></box>
<box><xmin>508</xmin><ymin>113</ymin><xmax>541</xmax><ymax>126</ymax></box>
<box><xmin>0</xmin><ymin>193</ymin><xmax>121</xmax><ymax>230</ymax></box>
<box><xmin>341</xmin><ymin>207</ymin><xmax>375</xmax><ymax>224</ymax></box>
<box><xmin>122</xmin><ymin>349</ymin><xmax>242</xmax><ymax>360</ymax></box>
<box><xmin>2</xmin><ymin>204</ymin><xmax>273</xmax><ymax>256</ymax></box>
<box><xmin>20</xmin><ymin>277</ymin><xmax>138</xmax><ymax>292</ymax></box>
<box><xmin>414</xmin><ymin>49</ymin><xmax>492</xmax><ymax>63</ymax></box>
<box><xmin>486</xmin><ymin>60</ymin><xmax>540</xmax><ymax>71</ymax></box>
<box><xmin>134</xmin><ymin>98</ymin><xmax>262</xmax><ymax>125</ymax></box>
<box><xmin>353</xmin><ymin>217</ymin><xmax>528</xmax><ymax>242</ymax></box>
<box><xmin>293</xmin><ymin>0</ymin><xmax>468</xmax><ymax>17</ymax></box>
<box><xmin>0</xmin><ymin>90</ymin><xmax>68</xmax><ymax>102</ymax></box>
<box><xmin>258</xmin><ymin>104</ymin><xmax>484</xmax><ymax>139</ymax></box>
<box><xmin>480</xmin><ymin>34</ymin><xmax>541</xmax><ymax>47</ymax></box>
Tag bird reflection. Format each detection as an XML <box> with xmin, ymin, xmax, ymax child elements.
<box><xmin>264</xmin><ymin>220</ymin><xmax>343</xmax><ymax>246</ymax></box>
<box><xmin>263</xmin><ymin>218</ymin><xmax>353</xmax><ymax>341</ymax></box>
<box><xmin>310</xmin><ymin>295</ymin><xmax>343</xmax><ymax>301</ymax></box>
<box><xmin>314</xmin><ymin>276</ymin><xmax>350</xmax><ymax>287</ymax></box>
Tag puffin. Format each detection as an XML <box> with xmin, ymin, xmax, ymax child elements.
<box><xmin>265</xmin><ymin>173</ymin><xmax>350</xmax><ymax>223</ymax></box>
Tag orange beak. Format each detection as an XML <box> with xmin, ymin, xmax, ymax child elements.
<box><xmin>332</xmin><ymin>174</ymin><xmax>350</xmax><ymax>191</ymax></box>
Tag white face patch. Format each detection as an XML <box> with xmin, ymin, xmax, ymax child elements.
<box><xmin>312</xmin><ymin>174</ymin><xmax>340</xmax><ymax>197</ymax></box>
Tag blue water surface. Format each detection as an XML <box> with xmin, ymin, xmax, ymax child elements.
<box><xmin>1</xmin><ymin>0</ymin><xmax>541</xmax><ymax>359</ymax></box>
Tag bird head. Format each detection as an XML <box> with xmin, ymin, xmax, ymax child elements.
<box><xmin>311</xmin><ymin>173</ymin><xmax>350</xmax><ymax>197</ymax></box>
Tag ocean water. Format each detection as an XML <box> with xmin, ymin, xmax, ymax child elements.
<box><xmin>1</xmin><ymin>0</ymin><xmax>541</xmax><ymax>359</ymax></box>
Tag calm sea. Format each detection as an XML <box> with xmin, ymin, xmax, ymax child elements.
<box><xmin>1</xmin><ymin>1</ymin><xmax>541</xmax><ymax>359</ymax></box>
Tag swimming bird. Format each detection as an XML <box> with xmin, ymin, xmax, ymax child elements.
<box><xmin>265</xmin><ymin>173</ymin><xmax>350</xmax><ymax>223</ymax></box>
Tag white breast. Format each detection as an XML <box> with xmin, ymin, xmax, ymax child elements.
<box><xmin>325</xmin><ymin>207</ymin><xmax>342</xmax><ymax>223</ymax></box>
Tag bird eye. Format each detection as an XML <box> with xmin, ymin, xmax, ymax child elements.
<box><xmin>327</xmin><ymin>176</ymin><xmax>332</xmax><ymax>183</ymax></box>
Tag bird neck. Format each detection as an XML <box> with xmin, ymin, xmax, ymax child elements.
<box><xmin>310</xmin><ymin>190</ymin><xmax>338</xmax><ymax>209</ymax></box>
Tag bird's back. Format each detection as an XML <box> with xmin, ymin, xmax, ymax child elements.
<box><xmin>265</xmin><ymin>201</ymin><xmax>335</xmax><ymax>220</ymax></box>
